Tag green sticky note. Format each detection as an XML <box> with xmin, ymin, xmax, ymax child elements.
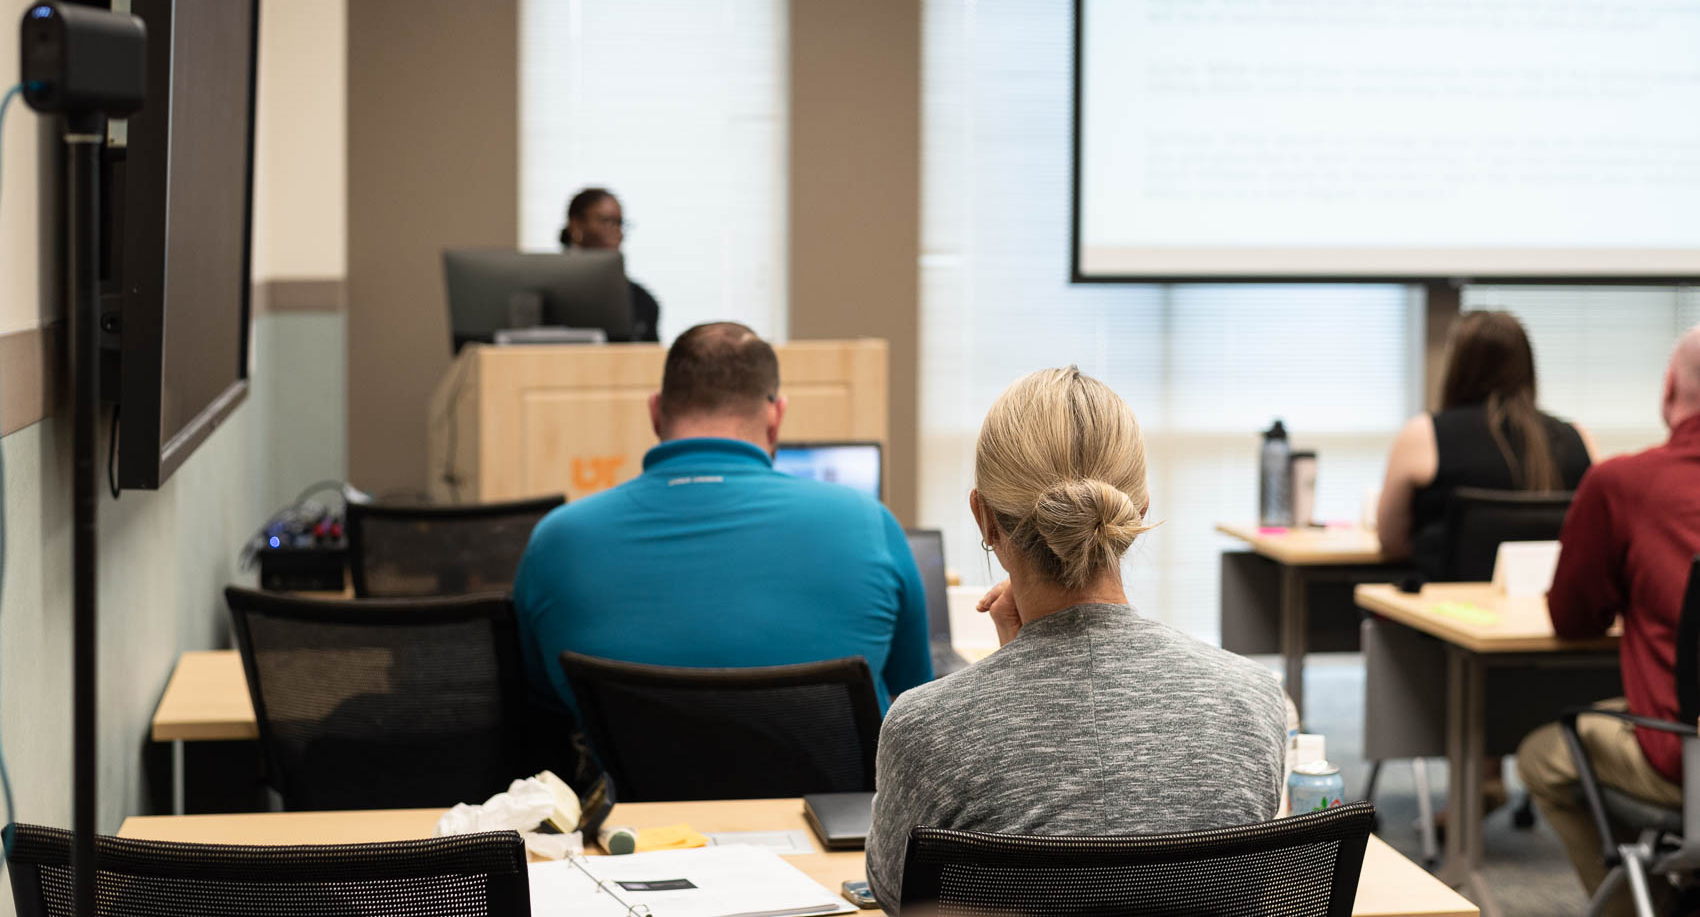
<box><xmin>1431</xmin><ymin>601</ymin><xmax>1501</xmax><ymax>626</ymax></box>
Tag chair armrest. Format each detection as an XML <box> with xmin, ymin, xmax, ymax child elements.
<box><xmin>1564</xmin><ymin>706</ymin><xmax>1700</xmax><ymax>738</ymax></box>
<box><xmin>1559</xmin><ymin>711</ymin><xmax>1627</xmax><ymax>868</ymax></box>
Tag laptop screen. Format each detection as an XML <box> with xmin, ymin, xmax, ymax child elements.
<box><xmin>905</xmin><ymin>529</ymin><xmax>952</xmax><ymax>642</ymax></box>
<box><xmin>772</xmin><ymin>442</ymin><xmax>882</xmax><ymax>501</ymax></box>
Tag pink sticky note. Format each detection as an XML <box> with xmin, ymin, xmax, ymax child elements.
<box><xmin>1258</xmin><ymin>526</ymin><xmax>1290</xmax><ymax>535</ymax></box>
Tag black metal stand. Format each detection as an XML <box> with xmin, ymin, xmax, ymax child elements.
<box><xmin>65</xmin><ymin>110</ymin><xmax>104</xmax><ymax>917</ymax></box>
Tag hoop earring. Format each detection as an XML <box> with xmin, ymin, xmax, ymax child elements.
<box><xmin>980</xmin><ymin>539</ymin><xmax>992</xmax><ymax>552</ymax></box>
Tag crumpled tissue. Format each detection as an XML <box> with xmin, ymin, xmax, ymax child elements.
<box><xmin>434</xmin><ymin>777</ymin><xmax>584</xmax><ymax>860</ymax></box>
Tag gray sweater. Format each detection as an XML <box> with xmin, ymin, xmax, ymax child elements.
<box><xmin>865</xmin><ymin>603</ymin><xmax>1289</xmax><ymax>912</ymax></box>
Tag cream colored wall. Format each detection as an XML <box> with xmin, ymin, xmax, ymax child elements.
<box><xmin>0</xmin><ymin>0</ymin><xmax>50</xmax><ymax>335</ymax></box>
<box><xmin>251</xmin><ymin>0</ymin><xmax>347</xmax><ymax>280</ymax></box>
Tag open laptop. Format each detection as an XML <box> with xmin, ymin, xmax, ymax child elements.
<box><xmin>905</xmin><ymin>529</ymin><xmax>970</xmax><ymax>676</ymax></box>
<box><xmin>772</xmin><ymin>442</ymin><xmax>882</xmax><ymax>501</ymax></box>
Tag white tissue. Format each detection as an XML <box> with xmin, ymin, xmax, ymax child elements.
<box><xmin>436</xmin><ymin>778</ymin><xmax>557</xmax><ymax>837</ymax></box>
<box><xmin>434</xmin><ymin>777</ymin><xmax>585</xmax><ymax>860</ymax></box>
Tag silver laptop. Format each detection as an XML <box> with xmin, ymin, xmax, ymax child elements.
<box><xmin>906</xmin><ymin>529</ymin><xmax>969</xmax><ymax>676</ymax></box>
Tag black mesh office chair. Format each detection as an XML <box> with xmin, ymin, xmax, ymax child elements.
<box><xmin>345</xmin><ymin>494</ymin><xmax>563</xmax><ymax>597</ymax></box>
<box><xmin>560</xmin><ymin>652</ymin><xmax>882</xmax><ymax>802</ymax></box>
<box><xmin>227</xmin><ymin>587</ymin><xmax>581</xmax><ymax>810</ymax></box>
<box><xmin>899</xmin><ymin>802</ymin><xmax>1375</xmax><ymax>917</ymax></box>
<box><xmin>1442</xmin><ymin>486</ymin><xmax>1573</xmax><ymax>831</ymax></box>
<box><xmin>1441</xmin><ymin>487</ymin><xmax>1574</xmax><ymax>582</ymax></box>
<box><xmin>1561</xmin><ymin>556</ymin><xmax>1700</xmax><ymax>917</ymax></box>
<box><xmin>5</xmin><ymin>824</ymin><xmax>530</xmax><ymax>917</ymax></box>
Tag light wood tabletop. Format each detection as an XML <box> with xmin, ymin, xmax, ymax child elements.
<box><xmin>1355</xmin><ymin>582</ymin><xmax>1619</xmax><ymax>655</ymax></box>
<box><xmin>151</xmin><ymin>650</ymin><xmax>255</xmax><ymax>742</ymax></box>
<box><xmin>119</xmin><ymin>798</ymin><xmax>1476</xmax><ymax>917</ymax></box>
<box><xmin>154</xmin><ymin>643</ymin><xmax>1006</xmax><ymax>745</ymax></box>
<box><xmin>1216</xmin><ymin>522</ymin><xmax>1390</xmax><ymax>566</ymax></box>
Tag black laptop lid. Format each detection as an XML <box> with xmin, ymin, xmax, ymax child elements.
<box><xmin>905</xmin><ymin>529</ymin><xmax>951</xmax><ymax>642</ymax></box>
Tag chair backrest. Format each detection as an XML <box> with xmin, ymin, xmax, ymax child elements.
<box><xmin>5</xmin><ymin>823</ymin><xmax>529</xmax><ymax>917</ymax></box>
<box><xmin>899</xmin><ymin>802</ymin><xmax>1375</xmax><ymax>917</ymax></box>
<box><xmin>559</xmin><ymin>652</ymin><xmax>883</xmax><ymax>802</ymax></box>
<box><xmin>1441</xmin><ymin>487</ymin><xmax>1573</xmax><ymax>582</ymax></box>
<box><xmin>1675</xmin><ymin>557</ymin><xmax>1700</xmax><ymax>724</ymax></box>
<box><xmin>345</xmin><ymin>494</ymin><xmax>564</xmax><ymax>598</ymax></box>
<box><xmin>226</xmin><ymin>586</ymin><xmax>575</xmax><ymax>811</ymax></box>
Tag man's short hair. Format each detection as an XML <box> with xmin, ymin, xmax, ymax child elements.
<box><xmin>659</xmin><ymin>322</ymin><xmax>780</xmax><ymax>419</ymax></box>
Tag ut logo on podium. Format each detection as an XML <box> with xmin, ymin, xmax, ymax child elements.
<box><xmin>571</xmin><ymin>455</ymin><xmax>626</xmax><ymax>493</ymax></box>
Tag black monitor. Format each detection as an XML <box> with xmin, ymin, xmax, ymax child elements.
<box><xmin>904</xmin><ymin>528</ymin><xmax>952</xmax><ymax>642</ymax></box>
<box><xmin>441</xmin><ymin>249</ymin><xmax>634</xmax><ymax>352</ymax></box>
<box><xmin>107</xmin><ymin>0</ymin><xmax>259</xmax><ymax>490</ymax></box>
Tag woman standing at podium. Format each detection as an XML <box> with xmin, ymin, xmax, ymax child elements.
<box><xmin>559</xmin><ymin>187</ymin><xmax>661</xmax><ymax>342</ymax></box>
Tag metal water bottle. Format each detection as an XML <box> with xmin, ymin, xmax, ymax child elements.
<box><xmin>1259</xmin><ymin>420</ymin><xmax>1292</xmax><ymax>527</ymax></box>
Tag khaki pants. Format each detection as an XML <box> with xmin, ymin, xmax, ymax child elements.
<box><xmin>1517</xmin><ymin>699</ymin><xmax>1684</xmax><ymax>917</ymax></box>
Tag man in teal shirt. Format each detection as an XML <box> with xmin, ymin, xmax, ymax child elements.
<box><xmin>513</xmin><ymin>322</ymin><xmax>933</xmax><ymax>713</ymax></box>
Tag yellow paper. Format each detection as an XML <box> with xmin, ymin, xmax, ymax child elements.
<box><xmin>1431</xmin><ymin>601</ymin><xmax>1501</xmax><ymax>627</ymax></box>
<box><xmin>634</xmin><ymin>823</ymin><xmax>709</xmax><ymax>851</ymax></box>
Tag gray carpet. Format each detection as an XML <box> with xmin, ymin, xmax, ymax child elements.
<box><xmin>1287</xmin><ymin>653</ymin><xmax>1592</xmax><ymax>915</ymax></box>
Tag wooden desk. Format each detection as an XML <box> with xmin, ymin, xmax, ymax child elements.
<box><xmin>1216</xmin><ymin>523</ymin><xmax>1387</xmax><ymax>567</ymax></box>
<box><xmin>1217</xmin><ymin>523</ymin><xmax>1398</xmax><ymax>715</ymax></box>
<box><xmin>119</xmin><ymin>798</ymin><xmax>1476</xmax><ymax>917</ymax></box>
<box><xmin>152</xmin><ymin>650</ymin><xmax>256</xmax><ymax>816</ymax></box>
<box><xmin>1354</xmin><ymin>583</ymin><xmax>1620</xmax><ymax>917</ymax></box>
<box><xmin>149</xmin><ymin>643</ymin><xmax>1005</xmax><ymax>814</ymax></box>
<box><xmin>1356</xmin><ymin>583</ymin><xmax>1618</xmax><ymax>654</ymax></box>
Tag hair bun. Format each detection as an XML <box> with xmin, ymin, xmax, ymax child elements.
<box><xmin>1030</xmin><ymin>479</ymin><xmax>1147</xmax><ymax>588</ymax></box>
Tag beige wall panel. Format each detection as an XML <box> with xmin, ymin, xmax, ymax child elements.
<box><xmin>788</xmin><ymin>0</ymin><xmax>920</xmax><ymax>525</ymax></box>
<box><xmin>347</xmin><ymin>0</ymin><xmax>517</xmax><ymax>495</ymax></box>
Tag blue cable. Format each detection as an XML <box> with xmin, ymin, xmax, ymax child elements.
<box><xmin>0</xmin><ymin>83</ymin><xmax>19</xmax><ymax>216</ymax></box>
<box><xmin>0</xmin><ymin>81</ymin><xmax>22</xmax><ymax>857</ymax></box>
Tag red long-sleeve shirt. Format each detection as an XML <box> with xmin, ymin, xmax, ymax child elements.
<box><xmin>1548</xmin><ymin>414</ymin><xmax>1700</xmax><ymax>783</ymax></box>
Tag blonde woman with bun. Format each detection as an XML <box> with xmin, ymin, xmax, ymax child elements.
<box><xmin>864</xmin><ymin>367</ymin><xmax>1290</xmax><ymax>913</ymax></box>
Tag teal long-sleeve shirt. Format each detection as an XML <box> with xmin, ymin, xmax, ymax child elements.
<box><xmin>513</xmin><ymin>437</ymin><xmax>934</xmax><ymax>714</ymax></box>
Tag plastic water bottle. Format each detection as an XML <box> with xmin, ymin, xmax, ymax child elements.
<box><xmin>1259</xmin><ymin>420</ymin><xmax>1292</xmax><ymax>527</ymax></box>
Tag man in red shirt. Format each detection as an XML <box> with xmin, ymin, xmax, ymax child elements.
<box><xmin>1518</xmin><ymin>327</ymin><xmax>1700</xmax><ymax>913</ymax></box>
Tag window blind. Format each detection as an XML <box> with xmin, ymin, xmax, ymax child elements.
<box><xmin>519</xmin><ymin>0</ymin><xmax>789</xmax><ymax>341</ymax></box>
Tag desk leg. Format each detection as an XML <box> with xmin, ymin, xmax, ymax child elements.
<box><xmin>1441</xmin><ymin>649</ymin><xmax>1500</xmax><ymax>917</ymax></box>
<box><xmin>172</xmin><ymin>740</ymin><xmax>185</xmax><ymax>816</ymax></box>
<box><xmin>1279</xmin><ymin>566</ymin><xmax>1307</xmax><ymax>717</ymax></box>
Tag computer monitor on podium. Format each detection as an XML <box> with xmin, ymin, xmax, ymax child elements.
<box><xmin>442</xmin><ymin>249</ymin><xmax>634</xmax><ymax>352</ymax></box>
<box><xmin>772</xmin><ymin>442</ymin><xmax>882</xmax><ymax>502</ymax></box>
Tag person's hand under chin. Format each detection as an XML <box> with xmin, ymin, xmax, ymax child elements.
<box><xmin>976</xmin><ymin>579</ymin><xmax>1022</xmax><ymax>646</ymax></box>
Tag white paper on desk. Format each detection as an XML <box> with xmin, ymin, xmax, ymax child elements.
<box><xmin>529</xmin><ymin>846</ymin><xmax>855</xmax><ymax>917</ymax></box>
<box><xmin>703</xmin><ymin>829</ymin><xmax>817</xmax><ymax>855</ymax></box>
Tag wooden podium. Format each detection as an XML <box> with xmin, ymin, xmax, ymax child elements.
<box><xmin>425</xmin><ymin>339</ymin><xmax>888</xmax><ymax>503</ymax></box>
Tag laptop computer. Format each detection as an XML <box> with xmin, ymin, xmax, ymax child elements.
<box><xmin>905</xmin><ymin>529</ymin><xmax>970</xmax><ymax>676</ymax></box>
<box><xmin>772</xmin><ymin>442</ymin><xmax>882</xmax><ymax>501</ymax></box>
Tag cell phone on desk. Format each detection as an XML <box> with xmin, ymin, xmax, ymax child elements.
<box><xmin>841</xmin><ymin>880</ymin><xmax>879</xmax><ymax>909</ymax></box>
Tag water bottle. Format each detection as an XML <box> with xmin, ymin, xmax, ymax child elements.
<box><xmin>1259</xmin><ymin>420</ymin><xmax>1292</xmax><ymax>527</ymax></box>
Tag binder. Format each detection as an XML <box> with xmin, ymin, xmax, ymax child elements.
<box><xmin>529</xmin><ymin>845</ymin><xmax>855</xmax><ymax>917</ymax></box>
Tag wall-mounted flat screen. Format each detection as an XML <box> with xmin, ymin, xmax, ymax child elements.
<box><xmin>1073</xmin><ymin>0</ymin><xmax>1700</xmax><ymax>281</ymax></box>
<box><xmin>110</xmin><ymin>0</ymin><xmax>258</xmax><ymax>488</ymax></box>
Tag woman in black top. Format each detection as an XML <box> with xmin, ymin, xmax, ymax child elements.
<box><xmin>1377</xmin><ymin>310</ymin><xmax>1595</xmax><ymax>578</ymax></box>
<box><xmin>559</xmin><ymin>187</ymin><xmax>661</xmax><ymax>342</ymax></box>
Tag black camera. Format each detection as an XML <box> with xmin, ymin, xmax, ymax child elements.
<box><xmin>19</xmin><ymin>2</ymin><xmax>145</xmax><ymax>116</ymax></box>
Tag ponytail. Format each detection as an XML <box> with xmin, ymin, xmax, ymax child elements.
<box><xmin>1484</xmin><ymin>391</ymin><xmax>1560</xmax><ymax>491</ymax></box>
